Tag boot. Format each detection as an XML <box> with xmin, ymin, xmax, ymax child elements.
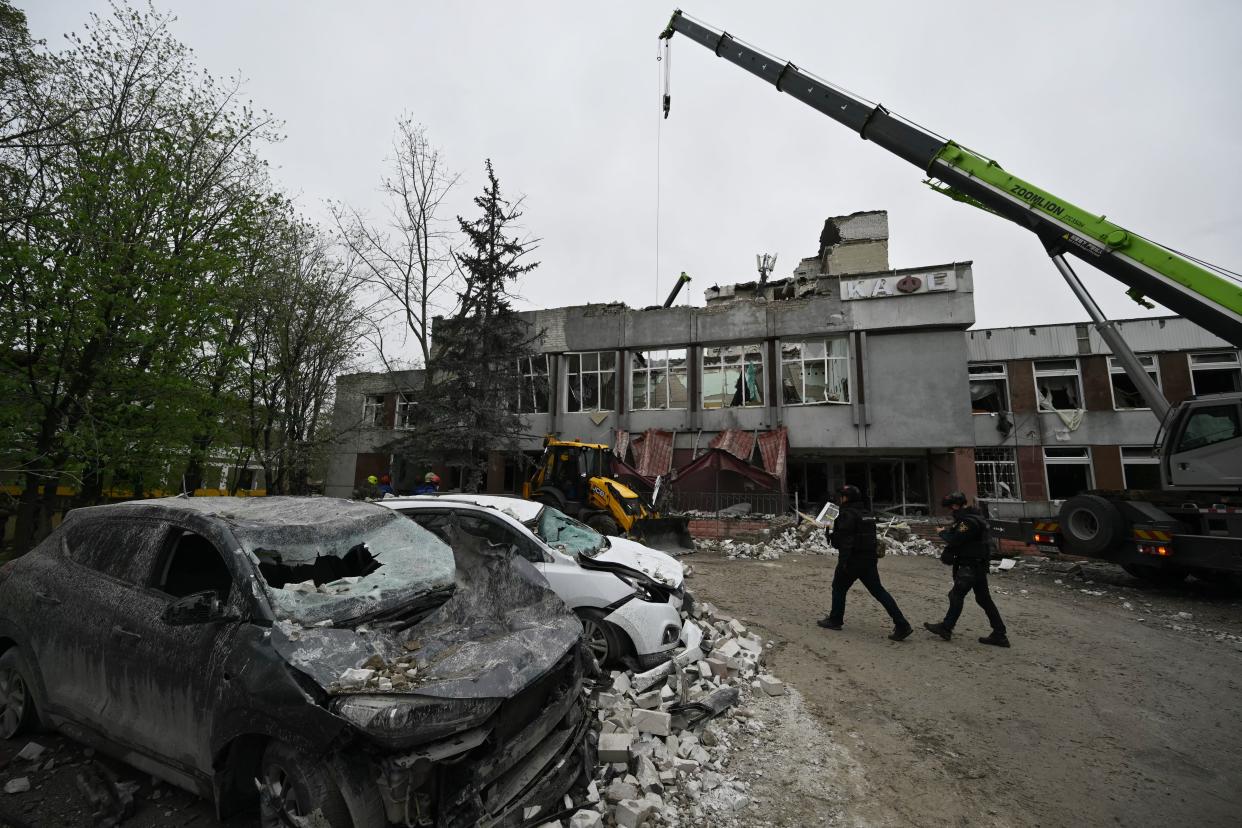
<box><xmin>889</xmin><ymin>623</ymin><xmax>914</xmax><ymax>641</ymax></box>
<box><xmin>923</xmin><ymin>621</ymin><xmax>952</xmax><ymax>641</ymax></box>
<box><xmin>816</xmin><ymin>617</ymin><xmax>843</xmax><ymax>630</ymax></box>
<box><xmin>979</xmin><ymin>631</ymin><xmax>1011</xmax><ymax>648</ymax></box>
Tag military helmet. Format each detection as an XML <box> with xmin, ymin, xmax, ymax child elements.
<box><xmin>837</xmin><ymin>484</ymin><xmax>863</xmax><ymax>503</ymax></box>
<box><xmin>941</xmin><ymin>491</ymin><xmax>968</xmax><ymax>507</ymax></box>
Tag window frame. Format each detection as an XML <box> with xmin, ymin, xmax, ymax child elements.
<box><xmin>968</xmin><ymin>362</ymin><xmax>1010</xmax><ymax>414</ymax></box>
<box><xmin>1033</xmin><ymin>358</ymin><xmax>1083</xmax><ymax>412</ymax></box>
<box><xmin>517</xmin><ymin>355</ymin><xmax>551</xmax><ymax>414</ymax></box>
<box><xmin>1188</xmin><ymin>350</ymin><xmax>1242</xmax><ymax>396</ymax></box>
<box><xmin>1042</xmin><ymin>446</ymin><xmax>1094</xmax><ymax>500</ymax></box>
<box><xmin>1120</xmin><ymin>445</ymin><xmax>1161</xmax><ymax>490</ymax></box>
<box><xmin>362</xmin><ymin>394</ymin><xmax>386</xmax><ymax>427</ymax></box>
<box><xmin>973</xmin><ymin>446</ymin><xmax>1019</xmax><ymax>501</ymax></box>
<box><xmin>701</xmin><ymin>342</ymin><xmax>766</xmax><ymax>410</ymax></box>
<box><xmin>565</xmin><ymin>350</ymin><xmax>617</xmax><ymax>413</ymax></box>
<box><xmin>630</xmin><ymin>348</ymin><xmax>689</xmax><ymax>411</ymax></box>
<box><xmin>779</xmin><ymin>337</ymin><xmax>851</xmax><ymax>406</ymax></box>
<box><xmin>395</xmin><ymin>394</ymin><xmax>417</xmax><ymax>429</ymax></box>
<box><xmin>1108</xmin><ymin>355</ymin><xmax>1161</xmax><ymax>411</ymax></box>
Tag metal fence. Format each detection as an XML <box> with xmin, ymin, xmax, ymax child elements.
<box><xmin>665</xmin><ymin>490</ymin><xmax>789</xmax><ymax>517</ymax></box>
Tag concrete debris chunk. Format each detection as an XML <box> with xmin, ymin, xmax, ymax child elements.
<box><xmin>614</xmin><ymin>798</ymin><xmax>652</xmax><ymax>828</ymax></box>
<box><xmin>633</xmin><ymin>708</ymin><xmax>672</xmax><ymax>736</ymax></box>
<box><xmin>598</xmin><ymin>733</ymin><xmax>633</xmax><ymax>763</ymax></box>
<box><xmin>569</xmin><ymin>810</ymin><xmax>604</xmax><ymax>828</ymax></box>
<box><xmin>605</xmin><ymin>780</ymin><xmax>640</xmax><ymax>803</ymax></box>
<box><xmin>337</xmin><ymin>667</ymin><xmax>375</xmax><ymax>688</ymax></box>
<box><xmin>758</xmin><ymin>674</ymin><xmax>786</xmax><ymax>696</ymax></box>
<box><xmin>3</xmin><ymin>778</ymin><xmax>30</xmax><ymax>795</ymax></box>
<box><xmin>631</xmin><ymin>660</ymin><xmax>674</xmax><ymax>693</ymax></box>
<box><xmin>635</xmin><ymin>688</ymin><xmax>662</xmax><ymax>709</ymax></box>
<box><xmin>15</xmin><ymin>742</ymin><xmax>46</xmax><ymax>762</ymax></box>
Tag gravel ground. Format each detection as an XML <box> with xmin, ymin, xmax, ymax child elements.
<box><xmin>685</xmin><ymin>552</ymin><xmax>1242</xmax><ymax>828</ymax></box>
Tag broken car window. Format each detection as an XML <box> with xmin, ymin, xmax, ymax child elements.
<box><xmin>530</xmin><ymin>506</ymin><xmax>605</xmax><ymax>558</ymax></box>
<box><xmin>158</xmin><ymin>531</ymin><xmax>234</xmax><ymax>602</ymax></box>
<box><xmin>244</xmin><ymin>511</ymin><xmax>457</xmax><ymax>626</ymax></box>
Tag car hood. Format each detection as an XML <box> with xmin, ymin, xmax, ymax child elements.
<box><xmin>589</xmin><ymin>536</ymin><xmax>684</xmax><ymax>588</ymax></box>
<box><xmin>269</xmin><ymin>529</ymin><xmax>582</xmax><ymax>700</ymax></box>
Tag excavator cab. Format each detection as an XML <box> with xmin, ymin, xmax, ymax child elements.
<box><xmin>523</xmin><ymin>438</ymin><xmax>693</xmax><ymax>550</ymax></box>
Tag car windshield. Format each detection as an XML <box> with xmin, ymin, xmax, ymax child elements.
<box><xmin>530</xmin><ymin>506</ymin><xmax>607</xmax><ymax>558</ymax></box>
<box><xmin>243</xmin><ymin>510</ymin><xmax>457</xmax><ymax>626</ymax></box>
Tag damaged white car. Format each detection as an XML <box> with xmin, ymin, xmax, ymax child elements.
<box><xmin>0</xmin><ymin>497</ymin><xmax>596</xmax><ymax>827</ymax></box>
<box><xmin>381</xmin><ymin>494</ymin><xmax>689</xmax><ymax>669</ymax></box>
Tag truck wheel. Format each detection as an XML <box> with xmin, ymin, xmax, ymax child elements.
<box><xmin>258</xmin><ymin>742</ymin><xmax>351</xmax><ymax>828</ymax></box>
<box><xmin>1058</xmin><ymin>495</ymin><xmax>1125</xmax><ymax>557</ymax></box>
<box><xmin>1121</xmin><ymin>563</ymin><xmax>1188</xmax><ymax>585</ymax></box>
<box><xmin>0</xmin><ymin>649</ymin><xmax>39</xmax><ymax>740</ymax></box>
<box><xmin>587</xmin><ymin>514</ymin><xmax>620</xmax><ymax>536</ymax></box>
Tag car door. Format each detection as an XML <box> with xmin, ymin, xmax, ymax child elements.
<box><xmin>101</xmin><ymin>521</ymin><xmax>248</xmax><ymax>775</ymax></box>
<box><xmin>22</xmin><ymin>517</ymin><xmax>158</xmax><ymax>732</ymax></box>
<box><xmin>1167</xmin><ymin>401</ymin><xmax>1242</xmax><ymax>487</ymax></box>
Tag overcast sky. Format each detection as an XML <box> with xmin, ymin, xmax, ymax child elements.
<box><xmin>24</xmin><ymin>1</ymin><xmax>1242</xmax><ymax>341</ymax></box>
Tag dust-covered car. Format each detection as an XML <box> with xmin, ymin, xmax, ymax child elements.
<box><xmin>0</xmin><ymin>497</ymin><xmax>595</xmax><ymax>827</ymax></box>
<box><xmin>380</xmin><ymin>494</ymin><xmax>689</xmax><ymax>669</ymax></box>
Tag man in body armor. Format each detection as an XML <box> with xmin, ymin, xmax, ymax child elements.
<box><xmin>924</xmin><ymin>491</ymin><xmax>1010</xmax><ymax>647</ymax></box>
<box><xmin>817</xmin><ymin>485</ymin><xmax>913</xmax><ymax>641</ymax></box>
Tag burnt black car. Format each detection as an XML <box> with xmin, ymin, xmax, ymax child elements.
<box><xmin>0</xmin><ymin>497</ymin><xmax>595</xmax><ymax>827</ymax></box>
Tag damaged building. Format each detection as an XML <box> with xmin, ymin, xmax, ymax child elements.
<box><xmin>328</xmin><ymin>211</ymin><xmax>976</xmax><ymax>514</ymax></box>
<box><xmin>324</xmin><ymin>210</ymin><xmax>1239</xmax><ymax>517</ymax></box>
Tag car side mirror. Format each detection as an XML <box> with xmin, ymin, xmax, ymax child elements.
<box><xmin>162</xmin><ymin>590</ymin><xmax>239</xmax><ymax>626</ymax></box>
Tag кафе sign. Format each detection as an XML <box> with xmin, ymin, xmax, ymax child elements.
<box><xmin>840</xmin><ymin>269</ymin><xmax>957</xmax><ymax>300</ymax></box>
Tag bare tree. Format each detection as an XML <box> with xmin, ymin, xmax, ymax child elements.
<box><xmin>331</xmin><ymin>118</ymin><xmax>459</xmax><ymax>375</ymax></box>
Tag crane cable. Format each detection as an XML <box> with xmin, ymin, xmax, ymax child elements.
<box><xmin>655</xmin><ymin>36</ymin><xmax>671</xmax><ymax>304</ymax></box>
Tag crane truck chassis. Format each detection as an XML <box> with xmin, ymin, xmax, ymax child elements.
<box><xmin>660</xmin><ymin>9</ymin><xmax>1242</xmax><ymax>583</ymax></box>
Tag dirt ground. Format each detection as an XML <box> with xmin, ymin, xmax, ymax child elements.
<box><xmin>691</xmin><ymin>552</ymin><xmax>1242</xmax><ymax>828</ymax></box>
<box><xmin>3</xmin><ymin>553</ymin><xmax>1242</xmax><ymax>827</ymax></box>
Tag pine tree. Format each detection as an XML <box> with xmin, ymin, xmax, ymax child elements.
<box><xmin>398</xmin><ymin>160</ymin><xmax>539</xmax><ymax>491</ymax></box>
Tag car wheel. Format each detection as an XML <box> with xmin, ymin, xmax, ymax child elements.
<box><xmin>1058</xmin><ymin>495</ymin><xmax>1125</xmax><ymax>557</ymax></box>
<box><xmin>0</xmin><ymin>649</ymin><xmax>39</xmax><ymax>740</ymax></box>
<box><xmin>575</xmin><ymin>608</ymin><xmax>626</xmax><ymax>667</ymax></box>
<box><xmin>587</xmin><ymin>514</ymin><xmax>620</xmax><ymax>536</ymax></box>
<box><xmin>258</xmin><ymin>741</ymin><xmax>351</xmax><ymax>828</ymax></box>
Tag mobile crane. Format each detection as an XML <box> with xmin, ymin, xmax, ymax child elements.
<box><xmin>660</xmin><ymin>10</ymin><xmax>1242</xmax><ymax>583</ymax></box>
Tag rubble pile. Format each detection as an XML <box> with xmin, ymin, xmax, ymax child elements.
<box><xmin>547</xmin><ymin>601</ymin><xmax>785</xmax><ymax>828</ymax></box>
<box><xmin>694</xmin><ymin>520</ymin><xmax>937</xmax><ymax>561</ymax></box>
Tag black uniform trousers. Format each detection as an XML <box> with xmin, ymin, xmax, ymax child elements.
<box><xmin>828</xmin><ymin>554</ymin><xmax>908</xmax><ymax>627</ymax></box>
<box><xmin>943</xmin><ymin>558</ymin><xmax>1006</xmax><ymax>634</ymax></box>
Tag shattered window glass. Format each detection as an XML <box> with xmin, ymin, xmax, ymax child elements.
<box><xmin>245</xmin><ymin>511</ymin><xmax>456</xmax><ymax>626</ymax></box>
<box><xmin>1034</xmin><ymin>359</ymin><xmax>1082</xmax><ymax>411</ymax></box>
<box><xmin>566</xmin><ymin>351</ymin><xmax>616</xmax><ymax>413</ymax></box>
<box><xmin>631</xmin><ymin>348</ymin><xmax>688</xmax><ymax>410</ymax></box>
<box><xmin>702</xmin><ymin>343</ymin><xmax>764</xmax><ymax>409</ymax></box>
<box><xmin>517</xmin><ymin>355</ymin><xmax>551</xmax><ymax>413</ymax></box>
<box><xmin>1109</xmin><ymin>355</ymin><xmax>1160</xmax><ymax>410</ymax></box>
<box><xmin>781</xmin><ymin>338</ymin><xmax>848</xmax><ymax>405</ymax></box>
<box><xmin>530</xmin><ymin>506</ymin><xmax>605</xmax><ymax>558</ymax></box>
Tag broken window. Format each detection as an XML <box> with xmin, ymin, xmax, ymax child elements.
<box><xmin>1033</xmin><ymin>359</ymin><xmax>1082</xmax><ymax>411</ymax></box>
<box><xmin>517</xmin><ymin>355</ymin><xmax>551</xmax><ymax>413</ymax></box>
<box><xmin>1176</xmin><ymin>404</ymin><xmax>1241</xmax><ymax>452</ymax></box>
<box><xmin>781</xmin><ymin>338</ymin><xmax>849</xmax><ymax>405</ymax></box>
<box><xmin>395</xmin><ymin>394</ymin><xmax>417</xmax><ymax>429</ymax></box>
<box><xmin>1189</xmin><ymin>350</ymin><xmax>1242</xmax><ymax>396</ymax></box>
<box><xmin>1121</xmin><ymin>446</ymin><xmax>1160</xmax><ymax>490</ymax></box>
<box><xmin>246</xmin><ymin>512</ymin><xmax>457</xmax><ymax>626</ymax></box>
<box><xmin>974</xmin><ymin>447</ymin><xmax>1018</xmax><ymax>500</ymax></box>
<box><xmin>702</xmin><ymin>343</ymin><xmax>764</xmax><ymax>409</ymax></box>
<box><xmin>968</xmin><ymin>363</ymin><xmax>1009</xmax><ymax>413</ymax></box>
<box><xmin>156</xmin><ymin>531</ymin><xmax>234</xmax><ymax>602</ymax></box>
<box><xmin>631</xmin><ymin>348</ymin><xmax>689</xmax><ymax>410</ymax></box>
<box><xmin>1109</xmin><ymin>355</ymin><xmax>1160</xmax><ymax>410</ymax></box>
<box><xmin>362</xmin><ymin>394</ymin><xmax>386</xmax><ymax>427</ymax></box>
<box><xmin>1044</xmin><ymin>447</ymin><xmax>1093</xmax><ymax>500</ymax></box>
<box><xmin>566</xmin><ymin>351</ymin><xmax>616</xmax><ymax>413</ymax></box>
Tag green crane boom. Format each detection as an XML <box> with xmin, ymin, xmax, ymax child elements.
<box><xmin>660</xmin><ymin>10</ymin><xmax>1242</xmax><ymax>348</ymax></box>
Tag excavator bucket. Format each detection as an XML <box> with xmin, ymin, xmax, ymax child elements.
<box><xmin>633</xmin><ymin>516</ymin><xmax>694</xmax><ymax>552</ymax></box>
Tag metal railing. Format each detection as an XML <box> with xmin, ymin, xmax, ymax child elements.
<box><xmin>664</xmin><ymin>490</ymin><xmax>789</xmax><ymax>517</ymax></box>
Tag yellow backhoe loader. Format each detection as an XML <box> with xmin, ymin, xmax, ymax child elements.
<box><xmin>522</xmin><ymin>438</ymin><xmax>693</xmax><ymax>551</ymax></box>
